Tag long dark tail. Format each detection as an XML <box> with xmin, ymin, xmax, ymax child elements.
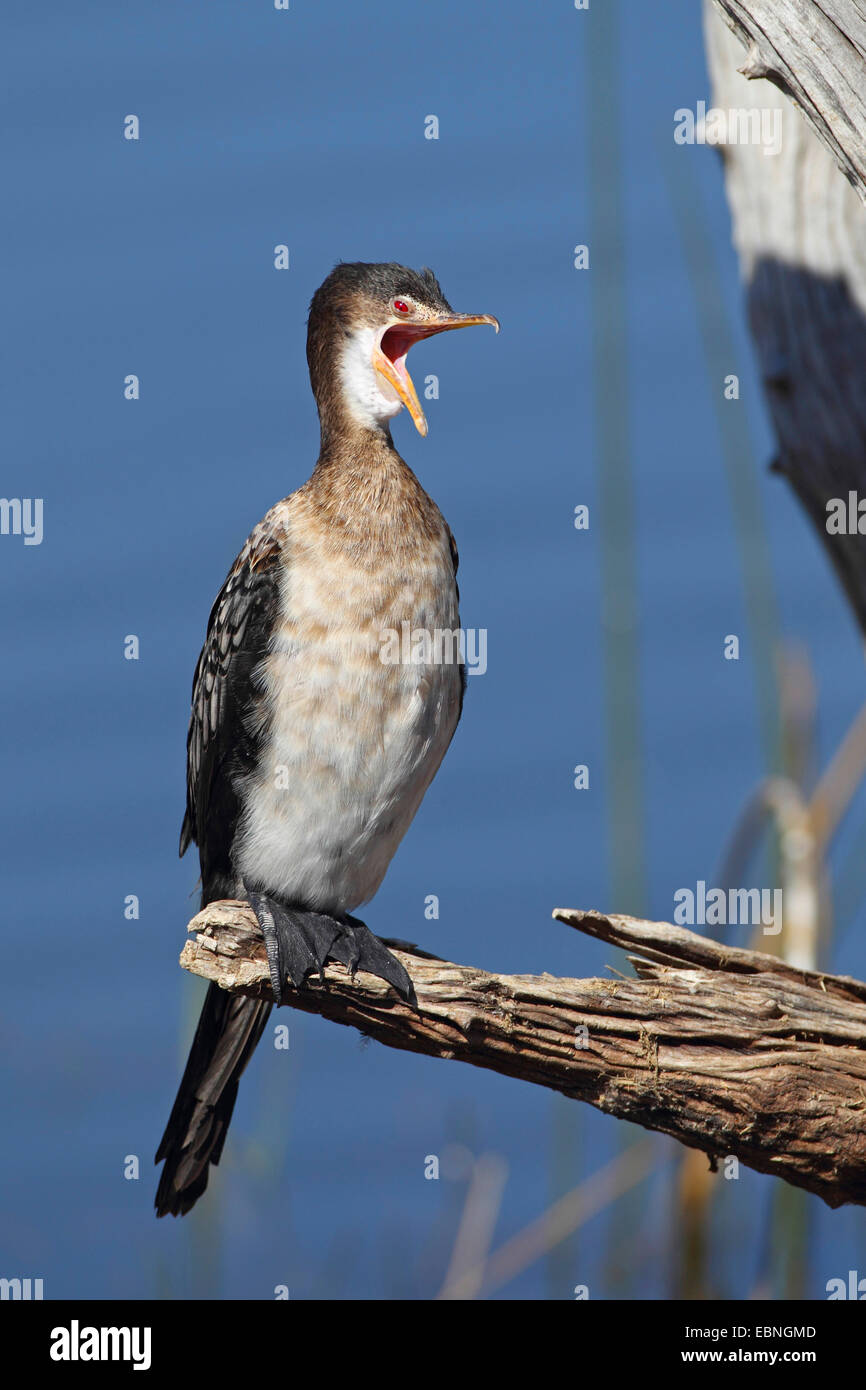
<box><xmin>155</xmin><ymin>983</ymin><xmax>272</xmax><ymax>1217</ymax></box>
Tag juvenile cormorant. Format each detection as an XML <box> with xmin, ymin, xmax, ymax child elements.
<box><xmin>155</xmin><ymin>261</ymin><xmax>498</xmax><ymax>1216</ymax></box>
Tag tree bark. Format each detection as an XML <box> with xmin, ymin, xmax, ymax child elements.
<box><xmin>705</xmin><ymin>1</ymin><xmax>866</xmax><ymax>635</ymax></box>
<box><xmin>709</xmin><ymin>0</ymin><xmax>866</xmax><ymax>202</ymax></box>
<box><xmin>180</xmin><ymin>899</ymin><xmax>866</xmax><ymax>1210</ymax></box>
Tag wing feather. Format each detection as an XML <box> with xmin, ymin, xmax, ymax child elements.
<box><xmin>180</xmin><ymin>519</ymin><xmax>284</xmax><ymax>903</ymax></box>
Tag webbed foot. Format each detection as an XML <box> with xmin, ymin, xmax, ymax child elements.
<box><xmin>245</xmin><ymin>892</ymin><xmax>416</xmax><ymax>1006</ymax></box>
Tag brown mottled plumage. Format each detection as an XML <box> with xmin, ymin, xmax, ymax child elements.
<box><xmin>156</xmin><ymin>262</ymin><xmax>497</xmax><ymax>1217</ymax></box>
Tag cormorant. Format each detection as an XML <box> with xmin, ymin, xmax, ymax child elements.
<box><xmin>155</xmin><ymin>261</ymin><xmax>498</xmax><ymax>1216</ymax></box>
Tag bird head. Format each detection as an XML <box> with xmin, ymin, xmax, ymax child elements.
<box><xmin>307</xmin><ymin>262</ymin><xmax>499</xmax><ymax>438</ymax></box>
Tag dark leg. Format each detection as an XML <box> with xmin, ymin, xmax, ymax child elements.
<box><xmin>245</xmin><ymin>890</ymin><xmax>416</xmax><ymax>1006</ymax></box>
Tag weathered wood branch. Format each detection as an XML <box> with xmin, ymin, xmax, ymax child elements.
<box><xmin>710</xmin><ymin>0</ymin><xmax>866</xmax><ymax>201</ymax></box>
<box><xmin>181</xmin><ymin>899</ymin><xmax>866</xmax><ymax>1209</ymax></box>
<box><xmin>705</xmin><ymin>2</ymin><xmax>866</xmax><ymax>634</ymax></box>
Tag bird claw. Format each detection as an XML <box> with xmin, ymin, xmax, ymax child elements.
<box><xmin>245</xmin><ymin>891</ymin><xmax>416</xmax><ymax>1006</ymax></box>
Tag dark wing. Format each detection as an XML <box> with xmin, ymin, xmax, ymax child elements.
<box><xmin>447</xmin><ymin>526</ymin><xmax>468</xmax><ymax>712</ymax></box>
<box><xmin>448</xmin><ymin>527</ymin><xmax>461</xmax><ymax>604</ymax></box>
<box><xmin>180</xmin><ymin>520</ymin><xmax>283</xmax><ymax>905</ymax></box>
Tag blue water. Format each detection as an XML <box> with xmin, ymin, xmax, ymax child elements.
<box><xmin>3</xmin><ymin>0</ymin><xmax>865</xmax><ymax>1299</ymax></box>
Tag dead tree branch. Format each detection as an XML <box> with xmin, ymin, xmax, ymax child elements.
<box><xmin>705</xmin><ymin>2</ymin><xmax>866</xmax><ymax>634</ymax></box>
<box><xmin>710</xmin><ymin>0</ymin><xmax>866</xmax><ymax>201</ymax></box>
<box><xmin>181</xmin><ymin>899</ymin><xmax>866</xmax><ymax>1210</ymax></box>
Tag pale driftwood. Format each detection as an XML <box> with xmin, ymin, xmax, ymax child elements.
<box><xmin>710</xmin><ymin>0</ymin><xmax>866</xmax><ymax>201</ymax></box>
<box><xmin>181</xmin><ymin>900</ymin><xmax>866</xmax><ymax>1209</ymax></box>
<box><xmin>705</xmin><ymin>3</ymin><xmax>866</xmax><ymax>634</ymax></box>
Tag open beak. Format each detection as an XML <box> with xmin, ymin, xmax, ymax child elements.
<box><xmin>373</xmin><ymin>312</ymin><xmax>499</xmax><ymax>436</ymax></box>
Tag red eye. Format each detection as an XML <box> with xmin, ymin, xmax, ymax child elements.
<box><xmin>393</xmin><ymin>299</ymin><xmax>410</xmax><ymax>314</ymax></box>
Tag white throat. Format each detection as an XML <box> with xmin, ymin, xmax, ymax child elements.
<box><xmin>338</xmin><ymin>326</ymin><xmax>403</xmax><ymax>430</ymax></box>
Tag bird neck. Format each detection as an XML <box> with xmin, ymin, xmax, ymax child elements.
<box><xmin>308</xmin><ymin>309</ymin><xmax>406</xmax><ymax>456</ymax></box>
<box><xmin>307</xmin><ymin>424</ymin><xmax>441</xmax><ymax>553</ymax></box>
<box><xmin>315</xmin><ymin>403</ymin><xmax>396</xmax><ymax>462</ymax></box>
<box><xmin>312</xmin><ymin>419</ymin><xmax>403</xmax><ymax>485</ymax></box>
